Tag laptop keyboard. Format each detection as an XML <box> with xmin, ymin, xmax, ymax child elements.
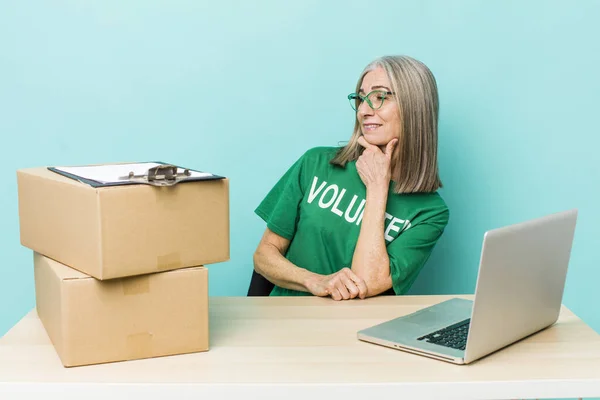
<box><xmin>417</xmin><ymin>318</ymin><xmax>470</xmax><ymax>351</ymax></box>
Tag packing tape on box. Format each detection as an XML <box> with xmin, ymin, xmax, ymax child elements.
<box><xmin>122</xmin><ymin>276</ymin><xmax>150</xmax><ymax>295</ymax></box>
<box><xmin>126</xmin><ymin>332</ymin><xmax>153</xmax><ymax>359</ymax></box>
<box><xmin>157</xmin><ymin>252</ymin><xmax>182</xmax><ymax>271</ymax></box>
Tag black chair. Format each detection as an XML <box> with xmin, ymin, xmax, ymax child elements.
<box><xmin>247</xmin><ymin>270</ymin><xmax>275</xmax><ymax>296</ymax></box>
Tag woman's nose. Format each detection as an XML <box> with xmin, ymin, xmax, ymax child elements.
<box><xmin>357</xmin><ymin>100</ymin><xmax>373</xmax><ymax>118</ymax></box>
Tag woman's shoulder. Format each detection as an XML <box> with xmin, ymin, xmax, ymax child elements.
<box><xmin>302</xmin><ymin>146</ymin><xmax>341</xmax><ymax>158</ymax></box>
<box><xmin>394</xmin><ymin>190</ymin><xmax>449</xmax><ymax>217</ymax></box>
<box><xmin>416</xmin><ymin>191</ymin><xmax>450</xmax><ymax>223</ymax></box>
<box><xmin>423</xmin><ymin>191</ymin><xmax>448</xmax><ymax>207</ymax></box>
<box><xmin>387</xmin><ymin>191</ymin><xmax>449</xmax><ymax>231</ymax></box>
<box><xmin>297</xmin><ymin>146</ymin><xmax>341</xmax><ymax>164</ymax></box>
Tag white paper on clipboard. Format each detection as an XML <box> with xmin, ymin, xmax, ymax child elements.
<box><xmin>54</xmin><ymin>163</ymin><xmax>214</xmax><ymax>184</ymax></box>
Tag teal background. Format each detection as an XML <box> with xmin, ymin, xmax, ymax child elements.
<box><xmin>1</xmin><ymin>0</ymin><xmax>599</xmax><ymax>341</ymax></box>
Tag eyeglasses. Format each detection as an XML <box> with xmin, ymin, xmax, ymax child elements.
<box><xmin>347</xmin><ymin>90</ymin><xmax>395</xmax><ymax>111</ymax></box>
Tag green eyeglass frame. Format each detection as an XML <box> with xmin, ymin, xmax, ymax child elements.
<box><xmin>347</xmin><ymin>90</ymin><xmax>395</xmax><ymax>111</ymax></box>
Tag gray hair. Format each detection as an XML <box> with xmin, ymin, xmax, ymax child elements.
<box><xmin>331</xmin><ymin>55</ymin><xmax>442</xmax><ymax>193</ymax></box>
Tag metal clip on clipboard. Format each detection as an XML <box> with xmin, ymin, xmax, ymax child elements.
<box><xmin>121</xmin><ymin>164</ymin><xmax>192</xmax><ymax>187</ymax></box>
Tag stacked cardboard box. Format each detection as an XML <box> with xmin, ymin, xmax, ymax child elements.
<box><xmin>16</xmin><ymin>165</ymin><xmax>230</xmax><ymax>367</ymax></box>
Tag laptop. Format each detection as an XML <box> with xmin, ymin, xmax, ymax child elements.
<box><xmin>357</xmin><ymin>209</ymin><xmax>578</xmax><ymax>365</ymax></box>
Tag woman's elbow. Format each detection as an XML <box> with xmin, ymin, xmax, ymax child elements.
<box><xmin>253</xmin><ymin>246</ymin><xmax>265</xmax><ymax>274</ymax></box>
<box><xmin>253</xmin><ymin>242</ymin><xmax>274</xmax><ymax>276</ymax></box>
<box><xmin>364</xmin><ymin>275</ymin><xmax>393</xmax><ymax>297</ymax></box>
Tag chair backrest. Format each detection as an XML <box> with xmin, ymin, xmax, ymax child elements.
<box><xmin>247</xmin><ymin>270</ymin><xmax>275</xmax><ymax>296</ymax></box>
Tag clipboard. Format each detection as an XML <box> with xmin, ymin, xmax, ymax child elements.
<box><xmin>48</xmin><ymin>161</ymin><xmax>225</xmax><ymax>188</ymax></box>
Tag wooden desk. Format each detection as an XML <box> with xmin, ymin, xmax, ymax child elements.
<box><xmin>1</xmin><ymin>295</ymin><xmax>600</xmax><ymax>399</ymax></box>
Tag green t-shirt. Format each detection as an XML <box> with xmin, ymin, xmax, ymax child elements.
<box><xmin>255</xmin><ymin>146</ymin><xmax>449</xmax><ymax>296</ymax></box>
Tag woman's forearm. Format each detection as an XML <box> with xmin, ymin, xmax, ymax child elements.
<box><xmin>351</xmin><ymin>185</ymin><xmax>393</xmax><ymax>296</ymax></box>
<box><xmin>253</xmin><ymin>242</ymin><xmax>319</xmax><ymax>293</ymax></box>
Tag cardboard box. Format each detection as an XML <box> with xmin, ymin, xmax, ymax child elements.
<box><xmin>33</xmin><ymin>252</ymin><xmax>209</xmax><ymax>367</ymax></box>
<box><xmin>17</xmin><ymin>166</ymin><xmax>229</xmax><ymax>279</ymax></box>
